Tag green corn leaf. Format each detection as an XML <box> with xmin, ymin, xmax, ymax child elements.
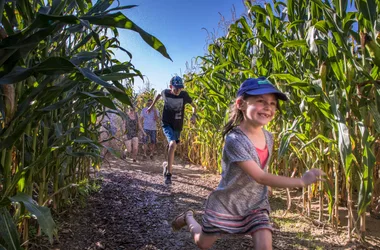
<box><xmin>0</xmin><ymin>207</ymin><xmax>21</xmax><ymax>250</ymax></box>
<box><xmin>39</xmin><ymin>93</ymin><xmax>78</xmax><ymax>112</ymax></box>
<box><xmin>357</xmin><ymin>0</ymin><xmax>377</xmax><ymax>34</ymax></box>
<box><xmin>94</xmin><ymin>63</ymin><xmax>134</xmax><ymax>74</ymax></box>
<box><xmin>271</xmin><ymin>73</ymin><xmax>302</xmax><ymax>83</ymax></box>
<box><xmin>35</xmin><ymin>57</ymin><xmax>76</xmax><ymax>75</ymax></box>
<box><xmin>79</xmin><ymin>92</ymin><xmax>117</xmax><ymax>110</ymax></box>
<box><xmin>54</xmin><ymin>123</ymin><xmax>63</xmax><ymax>137</ymax></box>
<box><xmin>87</xmin><ymin>0</ymin><xmax>114</xmax><ymax>15</ymax></box>
<box><xmin>281</xmin><ymin>40</ymin><xmax>307</xmax><ymax>48</ymax></box>
<box><xmin>108</xmin><ymin>88</ymin><xmax>132</xmax><ymax>106</ymax></box>
<box><xmin>66</xmin><ymin>147</ymin><xmax>103</xmax><ymax>158</ymax></box>
<box><xmin>3</xmin><ymin>4</ymin><xmax>17</xmax><ymax>35</ymax></box>
<box><xmin>10</xmin><ymin>193</ymin><xmax>56</xmax><ymax>243</ymax></box>
<box><xmin>332</xmin><ymin>0</ymin><xmax>347</xmax><ymax>17</ymax></box>
<box><xmin>369</xmin><ymin>102</ymin><xmax>380</xmax><ymax>133</ymax></box>
<box><xmin>357</xmin><ymin>122</ymin><xmax>375</xmax><ymax>215</ymax></box>
<box><xmin>0</xmin><ymin>57</ymin><xmax>76</xmax><ymax>85</ymax></box>
<box><xmin>81</xmin><ymin>12</ymin><xmax>172</xmax><ymax>61</ymax></box>
<box><xmin>239</xmin><ymin>17</ymin><xmax>253</xmax><ymax>37</ymax></box>
<box><xmin>0</xmin><ymin>66</ymin><xmax>32</xmax><ymax>85</ymax></box>
<box><xmin>299</xmin><ymin>134</ymin><xmax>335</xmax><ymax>151</ymax></box>
<box><xmin>342</xmin><ymin>12</ymin><xmax>357</xmax><ymax>33</ymax></box>
<box><xmin>249</xmin><ymin>5</ymin><xmax>267</xmax><ymax>16</ymax></box>
<box><xmin>312</xmin><ymin>101</ymin><xmax>335</xmax><ymax>120</ymax></box>
<box><xmin>331</xmin><ymin>92</ymin><xmax>354</xmax><ymax>176</ymax></box>
<box><xmin>100</xmin><ymin>72</ymin><xmax>140</xmax><ymax>81</ymax></box>
<box><xmin>73</xmin><ymin>136</ymin><xmax>94</xmax><ymax>143</ymax></box>
<box><xmin>314</xmin><ymin>20</ymin><xmax>329</xmax><ymax>34</ymax></box>
<box><xmin>104</xmin><ymin>5</ymin><xmax>138</xmax><ymax>14</ymax></box>
<box><xmin>50</xmin><ymin>0</ymin><xmax>68</xmax><ymax>15</ymax></box>
<box><xmin>70</xmin><ymin>51</ymin><xmax>100</xmax><ymax>65</ymax></box>
<box><xmin>75</xmin><ymin>0</ymin><xmax>88</xmax><ymax>13</ymax></box>
<box><xmin>278</xmin><ymin>132</ymin><xmax>295</xmax><ymax>159</ymax></box>
<box><xmin>327</xmin><ymin>40</ymin><xmax>345</xmax><ymax>81</ymax></box>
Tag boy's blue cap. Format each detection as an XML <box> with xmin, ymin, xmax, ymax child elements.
<box><xmin>170</xmin><ymin>76</ymin><xmax>184</xmax><ymax>88</ymax></box>
<box><xmin>237</xmin><ymin>77</ymin><xmax>288</xmax><ymax>101</ymax></box>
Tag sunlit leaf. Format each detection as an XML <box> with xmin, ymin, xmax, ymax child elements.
<box><xmin>10</xmin><ymin>193</ymin><xmax>56</xmax><ymax>243</ymax></box>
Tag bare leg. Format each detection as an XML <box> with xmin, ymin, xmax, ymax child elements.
<box><xmin>149</xmin><ymin>143</ymin><xmax>154</xmax><ymax>156</ymax></box>
<box><xmin>252</xmin><ymin>229</ymin><xmax>272</xmax><ymax>250</ymax></box>
<box><xmin>132</xmin><ymin>137</ymin><xmax>139</xmax><ymax>161</ymax></box>
<box><xmin>185</xmin><ymin>214</ymin><xmax>219</xmax><ymax>250</ymax></box>
<box><xmin>125</xmin><ymin>140</ymin><xmax>132</xmax><ymax>157</ymax></box>
<box><xmin>167</xmin><ymin>140</ymin><xmax>177</xmax><ymax>173</ymax></box>
<box><xmin>143</xmin><ymin>144</ymin><xmax>147</xmax><ymax>157</ymax></box>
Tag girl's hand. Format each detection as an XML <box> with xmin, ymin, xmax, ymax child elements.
<box><xmin>301</xmin><ymin>168</ymin><xmax>325</xmax><ymax>186</ymax></box>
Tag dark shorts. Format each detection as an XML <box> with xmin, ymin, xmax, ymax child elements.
<box><xmin>162</xmin><ymin>124</ymin><xmax>181</xmax><ymax>143</ymax></box>
<box><xmin>126</xmin><ymin>130</ymin><xmax>138</xmax><ymax>140</ymax></box>
<box><xmin>143</xmin><ymin>129</ymin><xmax>157</xmax><ymax>144</ymax></box>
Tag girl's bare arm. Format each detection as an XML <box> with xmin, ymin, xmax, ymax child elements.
<box><xmin>237</xmin><ymin>160</ymin><xmax>323</xmax><ymax>188</ymax></box>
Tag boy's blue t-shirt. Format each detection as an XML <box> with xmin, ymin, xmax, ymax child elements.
<box><xmin>161</xmin><ymin>89</ymin><xmax>192</xmax><ymax>131</ymax></box>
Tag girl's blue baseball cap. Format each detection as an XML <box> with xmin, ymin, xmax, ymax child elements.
<box><xmin>237</xmin><ymin>77</ymin><xmax>288</xmax><ymax>101</ymax></box>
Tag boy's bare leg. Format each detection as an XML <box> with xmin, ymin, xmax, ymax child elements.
<box><xmin>167</xmin><ymin>140</ymin><xmax>177</xmax><ymax>173</ymax></box>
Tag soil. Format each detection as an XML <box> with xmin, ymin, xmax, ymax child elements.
<box><xmin>30</xmin><ymin>153</ymin><xmax>380</xmax><ymax>250</ymax></box>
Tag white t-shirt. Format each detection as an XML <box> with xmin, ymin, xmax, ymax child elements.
<box><xmin>141</xmin><ymin>107</ymin><xmax>159</xmax><ymax>130</ymax></box>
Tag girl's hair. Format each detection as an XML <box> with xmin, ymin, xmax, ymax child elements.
<box><xmin>222</xmin><ymin>94</ymin><xmax>282</xmax><ymax>138</ymax></box>
<box><xmin>222</xmin><ymin>95</ymin><xmax>246</xmax><ymax>138</ymax></box>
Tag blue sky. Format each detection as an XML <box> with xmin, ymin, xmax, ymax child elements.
<box><xmin>115</xmin><ymin>0</ymin><xmax>247</xmax><ymax>92</ymax></box>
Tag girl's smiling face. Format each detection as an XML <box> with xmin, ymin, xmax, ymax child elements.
<box><xmin>240</xmin><ymin>94</ymin><xmax>278</xmax><ymax>127</ymax></box>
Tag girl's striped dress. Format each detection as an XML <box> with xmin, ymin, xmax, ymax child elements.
<box><xmin>202</xmin><ymin>127</ymin><xmax>273</xmax><ymax>236</ymax></box>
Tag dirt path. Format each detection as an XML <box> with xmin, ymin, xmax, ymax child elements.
<box><xmin>35</xmin><ymin>155</ymin><xmax>380</xmax><ymax>250</ymax></box>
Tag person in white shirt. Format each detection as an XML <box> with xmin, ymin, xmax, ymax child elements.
<box><xmin>140</xmin><ymin>99</ymin><xmax>159</xmax><ymax>160</ymax></box>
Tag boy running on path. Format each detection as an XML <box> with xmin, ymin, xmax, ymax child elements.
<box><xmin>147</xmin><ymin>76</ymin><xmax>196</xmax><ymax>184</ymax></box>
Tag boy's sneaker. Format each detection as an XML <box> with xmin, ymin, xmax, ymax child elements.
<box><xmin>165</xmin><ymin>173</ymin><xmax>172</xmax><ymax>185</ymax></box>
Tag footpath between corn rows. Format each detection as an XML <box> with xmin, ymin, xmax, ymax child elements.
<box><xmin>33</xmin><ymin>155</ymin><xmax>380</xmax><ymax>250</ymax></box>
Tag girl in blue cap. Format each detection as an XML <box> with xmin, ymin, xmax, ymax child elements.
<box><xmin>171</xmin><ymin>77</ymin><xmax>325</xmax><ymax>249</ymax></box>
